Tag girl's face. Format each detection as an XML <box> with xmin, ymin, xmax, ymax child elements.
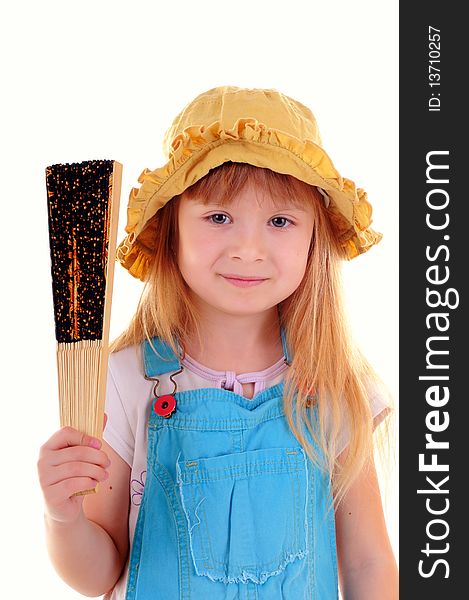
<box><xmin>176</xmin><ymin>182</ymin><xmax>315</xmax><ymax>317</ymax></box>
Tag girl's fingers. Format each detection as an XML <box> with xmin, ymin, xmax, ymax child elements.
<box><xmin>41</xmin><ymin>426</ymin><xmax>101</xmax><ymax>453</ymax></box>
<box><xmin>46</xmin><ymin>476</ymin><xmax>104</xmax><ymax>504</ymax></box>
<box><xmin>37</xmin><ymin>429</ymin><xmax>111</xmax><ymax>495</ymax></box>
<box><xmin>44</xmin><ymin>445</ymin><xmax>110</xmax><ymax>469</ymax></box>
<box><xmin>41</xmin><ymin>427</ymin><xmax>101</xmax><ymax>451</ymax></box>
<box><xmin>42</xmin><ymin>461</ymin><xmax>109</xmax><ymax>489</ymax></box>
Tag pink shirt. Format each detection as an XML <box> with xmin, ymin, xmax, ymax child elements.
<box><xmin>180</xmin><ymin>351</ymin><xmax>288</xmax><ymax>396</ymax></box>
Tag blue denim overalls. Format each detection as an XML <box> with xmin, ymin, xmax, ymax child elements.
<box><xmin>125</xmin><ymin>329</ymin><xmax>338</xmax><ymax>599</ymax></box>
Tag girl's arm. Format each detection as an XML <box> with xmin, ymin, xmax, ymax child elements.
<box><xmin>334</xmin><ymin>449</ymin><xmax>398</xmax><ymax>600</ymax></box>
<box><xmin>39</xmin><ymin>424</ymin><xmax>130</xmax><ymax>597</ymax></box>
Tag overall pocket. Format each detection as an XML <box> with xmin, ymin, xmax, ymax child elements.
<box><xmin>175</xmin><ymin>446</ymin><xmax>309</xmax><ymax>586</ymax></box>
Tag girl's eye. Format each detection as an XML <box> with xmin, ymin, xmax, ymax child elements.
<box><xmin>207</xmin><ymin>213</ymin><xmax>230</xmax><ymax>225</ymax></box>
<box><xmin>271</xmin><ymin>216</ymin><xmax>292</xmax><ymax>228</ymax></box>
<box><xmin>206</xmin><ymin>213</ymin><xmax>292</xmax><ymax>229</ymax></box>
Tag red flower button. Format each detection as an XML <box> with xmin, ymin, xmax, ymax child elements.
<box><xmin>153</xmin><ymin>394</ymin><xmax>177</xmax><ymax>418</ymax></box>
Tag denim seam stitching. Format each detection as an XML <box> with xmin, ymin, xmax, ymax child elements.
<box><xmin>176</xmin><ymin>454</ymin><xmax>198</xmax><ymax>594</ymax></box>
<box><xmin>149</xmin><ymin>411</ymin><xmax>285</xmax><ymax>431</ymax></box>
<box><xmin>194</xmin><ymin>474</ymin><xmax>212</xmax><ymax>571</ymax></box>
<box><xmin>179</xmin><ymin>466</ymin><xmax>304</xmax><ymax>484</ymax></box>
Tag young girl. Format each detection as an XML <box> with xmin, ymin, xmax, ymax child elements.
<box><xmin>38</xmin><ymin>86</ymin><xmax>398</xmax><ymax>599</ymax></box>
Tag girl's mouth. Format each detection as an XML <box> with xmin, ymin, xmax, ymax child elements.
<box><xmin>221</xmin><ymin>275</ymin><xmax>268</xmax><ymax>288</ymax></box>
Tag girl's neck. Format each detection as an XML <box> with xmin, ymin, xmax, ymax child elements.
<box><xmin>183</xmin><ymin>309</ymin><xmax>284</xmax><ymax>373</ymax></box>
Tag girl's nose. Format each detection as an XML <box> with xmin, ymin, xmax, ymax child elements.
<box><xmin>228</xmin><ymin>226</ymin><xmax>267</xmax><ymax>261</ymax></box>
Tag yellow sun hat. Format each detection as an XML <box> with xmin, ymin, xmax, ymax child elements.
<box><xmin>117</xmin><ymin>85</ymin><xmax>382</xmax><ymax>281</ymax></box>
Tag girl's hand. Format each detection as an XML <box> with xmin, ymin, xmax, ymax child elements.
<box><xmin>37</xmin><ymin>414</ymin><xmax>110</xmax><ymax>525</ymax></box>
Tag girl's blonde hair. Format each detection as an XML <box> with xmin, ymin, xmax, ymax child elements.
<box><xmin>111</xmin><ymin>162</ymin><xmax>392</xmax><ymax>505</ymax></box>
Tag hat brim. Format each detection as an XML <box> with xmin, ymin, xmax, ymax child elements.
<box><xmin>117</xmin><ymin>119</ymin><xmax>382</xmax><ymax>281</ymax></box>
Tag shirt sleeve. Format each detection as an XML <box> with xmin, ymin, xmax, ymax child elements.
<box><xmin>102</xmin><ymin>357</ymin><xmax>135</xmax><ymax>467</ymax></box>
<box><xmin>333</xmin><ymin>379</ymin><xmax>393</xmax><ymax>457</ymax></box>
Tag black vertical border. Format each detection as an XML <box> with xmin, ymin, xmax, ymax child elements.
<box><xmin>400</xmin><ymin>5</ymin><xmax>465</xmax><ymax>597</ymax></box>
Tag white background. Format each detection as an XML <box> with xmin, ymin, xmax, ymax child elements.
<box><xmin>1</xmin><ymin>1</ymin><xmax>398</xmax><ymax>597</ymax></box>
